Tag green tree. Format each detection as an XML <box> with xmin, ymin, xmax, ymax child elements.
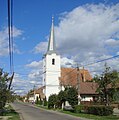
<box><xmin>48</xmin><ymin>94</ymin><xmax>58</xmax><ymax>109</ymax></box>
<box><xmin>35</xmin><ymin>96</ymin><xmax>39</xmax><ymax>104</ymax></box>
<box><xmin>93</xmin><ymin>64</ymin><xmax>119</xmax><ymax>106</ymax></box>
<box><xmin>43</xmin><ymin>96</ymin><xmax>47</xmax><ymax>106</ymax></box>
<box><xmin>67</xmin><ymin>87</ymin><xmax>78</xmax><ymax>108</ymax></box>
<box><xmin>0</xmin><ymin>68</ymin><xmax>14</xmax><ymax>115</ymax></box>
<box><xmin>58</xmin><ymin>90</ymin><xmax>67</xmax><ymax>109</ymax></box>
<box><xmin>39</xmin><ymin>95</ymin><xmax>43</xmax><ymax>105</ymax></box>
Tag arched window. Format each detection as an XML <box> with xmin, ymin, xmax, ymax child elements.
<box><xmin>52</xmin><ymin>58</ymin><xmax>55</xmax><ymax>65</ymax></box>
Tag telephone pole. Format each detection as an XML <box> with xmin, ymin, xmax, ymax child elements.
<box><xmin>77</xmin><ymin>64</ymin><xmax>81</xmax><ymax>105</ymax></box>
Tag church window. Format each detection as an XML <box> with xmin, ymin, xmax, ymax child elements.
<box><xmin>52</xmin><ymin>58</ymin><xmax>55</xmax><ymax>65</ymax></box>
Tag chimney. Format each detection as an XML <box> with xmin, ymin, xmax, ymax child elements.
<box><xmin>83</xmin><ymin>66</ymin><xmax>86</xmax><ymax>82</ymax></box>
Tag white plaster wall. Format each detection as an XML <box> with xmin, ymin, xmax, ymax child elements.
<box><xmin>35</xmin><ymin>94</ymin><xmax>39</xmax><ymax>101</ymax></box>
<box><xmin>43</xmin><ymin>53</ymin><xmax>61</xmax><ymax>100</ymax></box>
<box><xmin>45</xmin><ymin>54</ymin><xmax>60</xmax><ymax>72</ymax></box>
<box><xmin>81</xmin><ymin>97</ymin><xmax>93</xmax><ymax>101</ymax></box>
<box><xmin>29</xmin><ymin>96</ymin><xmax>34</xmax><ymax>102</ymax></box>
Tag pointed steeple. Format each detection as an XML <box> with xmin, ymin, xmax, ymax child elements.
<box><xmin>47</xmin><ymin>16</ymin><xmax>57</xmax><ymax>54</ymax></box>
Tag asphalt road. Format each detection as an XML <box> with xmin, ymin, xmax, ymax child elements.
<box><xmin>11</xmin><ymin>102</ymin><xmax>85</xmax><ymax>120</ymax></box>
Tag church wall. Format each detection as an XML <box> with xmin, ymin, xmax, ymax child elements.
<box><xmin>43</xmin><ymin>53</ymin><xmax>61</xmax><ymax>100</ymax></box>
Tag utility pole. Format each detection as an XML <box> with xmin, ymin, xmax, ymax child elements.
<box><xmin>77</xmin><ymin>64</ymin><xmax>80</xmax><ymax>105</ymax></box>
<box><xmin>33</xmin><ymin>85</ymin><xmax>35</xmax><ymax>103</ymax></box>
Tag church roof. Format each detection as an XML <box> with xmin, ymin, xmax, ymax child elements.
<box><xmin>46</xmin><ymin>17</ymin><xmax>58</xmax><ymax>55</ymax></box>
<box><xmin>60</xmin><ymin>68</ymin><xmax>97</xmax><ymax>95</ymax></box>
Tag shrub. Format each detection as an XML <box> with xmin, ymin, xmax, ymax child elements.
<box><xmin>87</xmin><ymin>105</ymin><xmax>113</xmax><ymax>116</ymax></box>
<box><xmin>67</xmin><ymin>87</ymin><xmax>78</xmax><ymax>108</ymax></box>
<box><xmin>43</xmin><ymin>97</ymin><xmax>47</xmax><ymax>106</ymax></box>
<box><xmin>74</xmin><ymin>105</ymin><xmax>84</xmax><ymax>113</ymax></box>
<box><xmin>39</xmin><ymin>99</ymin><xmax>43</xmax><ymax>105</ymax></box>
<box><xmin>48</xmin><ymin>94</ymin><xmax>58</xmax><ymax>109</ymax></box>
<box><xmin>35</xmin><ymin>96</ymin><xmax>39</xmax><ymax>104</ymax></box>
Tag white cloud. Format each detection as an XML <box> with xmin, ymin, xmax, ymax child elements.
<box><xmin>12</xmin><ymin>73</ymin><xmax>42</xmax><ymax>95</ymax></box>
<box><xmin>105</xmin><ymin>39</ymin><xmax>119</xmax><ymax>46</ymax></box>
<box><xmin>0</xmin><ymin>26</ymin><xmax>22</xmax><ymax>56</ymax></box>
<box><xmin>55</xmin><ymin>3</ymin><xmax>119</xmax><ymax>58</ymax></box>
<box><xmin>34</xmin><ymin>4</ymin><xmax>119</xmax><ymax>63</ymax></box>
<box><xmin>117</xmin><ymin>52</ymin><xmax>119</xmax><ymax>55</ymax></box>
<box><xmin>34</xmin><ymin>42</ymin><xmax>48</xmax><ymax>53</ymax></box>
<box><xmin>61</xmin><ymin>57</ymin><xmax>76</xmax><ymax>68</ymax></box>
<box><xmin>26</xmin><ymin>61</ymin><xmax>43</xmax><ymax>69</ymax></box>
<box><xmin>26</xmin><ymin>60</ymin><xmax>43</xmax><ymax>86</ymax></box>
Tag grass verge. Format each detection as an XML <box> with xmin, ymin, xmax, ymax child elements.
<box><xmin>35</xmin><ymin>104</ymin><xmax>119</xmax><ymax>120</ymax></box>
<box><xmin>0</xmin><ymin>104</ymin><xmax>20</xmax><ymax>120</ymax></box>
<box><xmin>59</xmin><ymin>110</ymin><xmax>119</xmax><ymax>120</ymax></box>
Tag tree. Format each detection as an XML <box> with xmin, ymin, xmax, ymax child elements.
<box><xmin>58</xmin><ymin>90</ymin><xmax>67</xmax><ymax>109</ymax></box>
<box><xmin>67</xmin><ymin>87</ymin><xmax>78</xmax><ymax>108</ymax></box>
<box><xmin>35</xmin><ymin>96</ymin><xmax>39</xmax><ymax>104</ymax></box>
<box><xmin>0</xmin><ymin>68</ymin><xmax>14</xmax><ymax>115</ymax></box>
<box><xmin>93</xmin><ymin>64</ymin><xmax>119</xmax><ymax>106</ymax></box>
<box><xmin>39</xmin><ymin>95</ymin><xmax>43</xmax><ymax>105</ymax></box>
<box><xmin>43</xmin><ymin>96</ymin><xmax>47</xmax><ymax>106</ymax></box>
<box><xmin>48</xmin><ymin>94</ymin><xmax>58</xmax><ymax>109</ymax></box>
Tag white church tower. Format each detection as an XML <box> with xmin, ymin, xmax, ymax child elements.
<box><xmin>43</xmin><ymin>17</ymin><xmax>61</xmax><ymax>100</ymax></box>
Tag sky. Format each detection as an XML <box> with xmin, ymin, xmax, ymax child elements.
<box><xmin>0</xmin><ymin>0</ymin><xmax>119</xmax><ymax>95</ymax></box>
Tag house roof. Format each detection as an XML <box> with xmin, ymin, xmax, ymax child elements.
<box><xmin>60</xmin><ymin>68</ymin><xmax>97</xmax><ymax>95</ymax></box>
<box><xmin>35</xmin><ymin>86</ymin><xmax>45</xmax><ymax>98</ymax></box>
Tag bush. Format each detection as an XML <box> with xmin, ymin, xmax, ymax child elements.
<box><xmin>74</xmin><ymin>105</ymin><xmax>84</xmax><ymax>113</ymax></box>
<box><xmin>48</xmin><ymin>94</ymin><xmax>58</xmax><ymax>109</ymax></box>
<box><xmin>43</xmin><ymin>97</ymin><xmax>47</xmax><ymax>106</ymax></box>
<box><xmin>67</xmin><ymin>87</ymin><xmax>78</xmax><ymax>108</ymax></box>
<box><xmin>87</xmin><ymin>105</ymin><xmax>113</xmax><ymax>116</ymax></box>
<box><xmin>39</xmin><ymin>100</ymin><xmax>43</xmax><ymax>105</ymax></box>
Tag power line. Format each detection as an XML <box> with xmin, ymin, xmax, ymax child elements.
<box><xmin>7</xmin><ymin>0</ymin><xmax>14</xmax><ymax>90</ymax></box>
<box><xmin>83</xmin><ymin>54</ymin><xmax>119</xmax><ymax>67</ymax></box>
<box><xmin>8</xmin><ymin>0</ymin><xmax>14</xmax><ymax>73</ymax></box>
<box><xmin>60</xmin><ymin>54</ymin><xmax>119</xmax><ymax>79</ymax></box>
<box><xmin>10</xmin><ymin>0</ymin><xmax>14</xmax><ymax>72</ymax></box>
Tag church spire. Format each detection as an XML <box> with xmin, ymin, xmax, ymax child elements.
<box><xmin>47</xmin><ymin>16</ymin><xmax>56</xmax><ymax>54</ymax></box>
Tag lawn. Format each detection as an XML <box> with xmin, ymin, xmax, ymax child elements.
<box><xmin>0</xmin><ymin>104</ymin><xmax>20</xmax><ymax>120</ymax></box>
<box><xmin>6</xmin><ymin>109</ymin><xmax>20</xmax><ymax>120</ymax></box>
<box><xmin>60</xmin><ymin>110</ymin><xmax>119</xmax><ymax>120</ymax></box>
<box><xmin>35</xmin><ymin>104</ymin><xmax>119</xmax><ymax>120</ymax></box>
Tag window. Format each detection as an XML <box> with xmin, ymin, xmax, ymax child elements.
<box><xmin>52</xmin><ymin>58</ymin><xmax>55</xmax><ymax>65</ymax></box>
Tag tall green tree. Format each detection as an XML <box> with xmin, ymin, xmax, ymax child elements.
<box><xmin>58</xmin><ymin>90</ymin><xmax>67</xmax><ymax>109</ymax></box>
<box><xmin>43</xmin><ymin>96</ymin><xmax>47</xmax><ymax>106</ymax></box>
<box><xmin>67</xmin><ymin>87</ymin><xmax>78</xmax><ymax>108</ymax></box>
<box><xmin>0</xmin><ymin>68</ymin><xmax>14</xmax><ymax>114</ymax></box>
<box><xmin>48</xmin><ymin>94</ymin><xmax>58</xmax><ymax>109</ymax></box>
<box><xmin>93</xmin><ymin>64</ymin><xmax>119</xmax><ymax>106</ymax></box>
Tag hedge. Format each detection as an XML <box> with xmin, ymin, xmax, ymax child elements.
<box><xmin>74</xmin><ymin>105</ymin><xmax>84</xmax><ymax>113</ymax></box>
<box><xmin>87</xmin><ymin>105</ymin><xmax>113</xmax><ymax>116</ymax></box>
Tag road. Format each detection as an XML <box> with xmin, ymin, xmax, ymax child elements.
<box><xmin>11</xmin><ymin>102</ymin><xmax>85</xmax><ymax>120</ymax></box>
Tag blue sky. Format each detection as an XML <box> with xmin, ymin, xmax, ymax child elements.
<box><xmin>0</xmin><ymin>0</ymin><xmax>119</xmax><ymax>95</ymax></box>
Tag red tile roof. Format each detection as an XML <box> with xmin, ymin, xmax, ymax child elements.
<box><xmin>60</xmin><ymin>68</ymin><xmax>98</xmax><ymax>95</ymax></box>
<box><xmin>35</xmin><ymin>86</ymin><xmax>45</xmax><ymax>98</ymax></box>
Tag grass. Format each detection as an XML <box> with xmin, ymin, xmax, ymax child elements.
<box><xmin>6</xmin><ymin>109</ymin><xmax>20</xmax><ymax>120</ymax></box>
<box><xmin>35</xmin><ymin>104</ymin><xmax>49</xmax><ymax>110</ymax></box>
<box><xmin>60</xmin><ymin>110</ymin><xmax>119</xmax><ymax>120</ymax></box>
<box><xmin>0</xmin><ymin>104</ymin><xmax>20</xmax><ymax>120</ymax></box>
<box><xmin>35</xmin><ymin>104</ymin><xmax>119</xmax><ymax>120</ymax></box>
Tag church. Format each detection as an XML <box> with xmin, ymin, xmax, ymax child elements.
<box><xmin>42</xmin><ymin>17</ymin><xmax>97</xmax><ymax>101</ymax></box>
